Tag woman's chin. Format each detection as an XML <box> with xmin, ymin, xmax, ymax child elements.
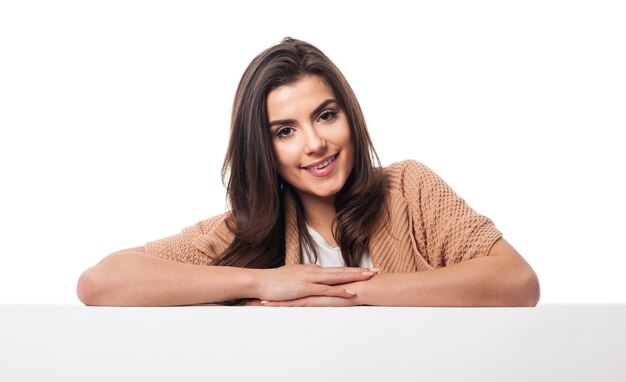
<box><xmin>298</xmin><ymin>186</ymin><xmax>342</xmax><ymax>201</ymax></box>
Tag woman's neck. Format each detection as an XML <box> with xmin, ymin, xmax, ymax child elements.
<box><xmin>298</xmin><ymin>192</ymin><xmax>338</xmax><ymax>247</ymax></box>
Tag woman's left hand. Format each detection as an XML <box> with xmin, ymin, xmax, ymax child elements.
<box><xmin>244</xmin><ymin>280</ymin><xmax>363</xmax><ymax>306</ymax></box>
<box><xmin>244</xmin><ymin>295</ymin><xmax>359</xmax><ymax>307</ymax></box>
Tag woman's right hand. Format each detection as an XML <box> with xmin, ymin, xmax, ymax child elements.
<box><xmin>253</xmin><ymin>264</ymin><xmax>378</xmax><ymax>302</ymax></box>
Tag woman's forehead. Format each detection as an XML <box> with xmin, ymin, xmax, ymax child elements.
<box><xmin>267</xmin><ymin>76</ymin><xmax>336</xmax><ymax>119</ymax></box>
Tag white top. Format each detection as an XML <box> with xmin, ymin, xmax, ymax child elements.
<box><xmin>302</xmin><ymin>225</ymin><xmax>374</xmax><ymax>268</ymax></box>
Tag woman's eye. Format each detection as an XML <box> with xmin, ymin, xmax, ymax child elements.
<box><xmin>319</xmin><ymin>110</ymin><xmax>337</xmax><ymax>122</ymax></box>
<box><xmin>276</xmin><ymin>127</ymin><xmax>294</xmax><ymax>138</ymax></box>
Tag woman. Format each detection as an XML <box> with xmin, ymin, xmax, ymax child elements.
<box><xmin>77</xmin><ymin>38</ymin><xmax>540</xmax><ymax>307</ymax></box>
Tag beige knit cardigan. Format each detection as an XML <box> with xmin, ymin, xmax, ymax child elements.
<box><xmin>145</xmin><ymin>160</ymin><xmax>502</xmax><ymax>273</ymax></box>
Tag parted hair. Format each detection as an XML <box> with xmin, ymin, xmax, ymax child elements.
<box><xmin>213</xmin><ymin>37</ymin><xmax>387</xmax><ymax>269</ymax></box>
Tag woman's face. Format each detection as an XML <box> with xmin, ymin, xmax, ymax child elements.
<box><xmin>267</xmin><ymin>75</ymin><xmax>354</xmax><ymax>203</ymax></box>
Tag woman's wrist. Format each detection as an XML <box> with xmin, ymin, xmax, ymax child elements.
<box><xmin>243</xmin><ymin>268</ymin><xmax>266</xmax><ymax>299</ymax></box>
<box><xmin>340</xmin><ymin>280</ymin><xmax>369</xmax><ymax>306</ymax></box>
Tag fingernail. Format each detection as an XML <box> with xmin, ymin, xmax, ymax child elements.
<box><xmin>369</xmin><ymin>268</ymin><xmax>379</xmax><ymax>272</ymax></box>
<box><xmin>346</xmin><ymin>289</ymin><xmax>356</xmax><ymax>295</ymax></box>
<box><xmin>361</xmin><ymin>271</ymin><xmax>374</xmax><ymax>276</ymax></box>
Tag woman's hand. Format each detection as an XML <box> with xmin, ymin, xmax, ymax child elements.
<box><xmin>244</xmin><ymin>296</ymin><xmax>359</xmax><ymax>307</ymax></box>
<box><xmin>245</xmin><ymin>279</ymin><xmax>367</xmax><ymax>307</ymax></box>
<box><xmin>253</xmin><ymin>264</ymin><xmax>377</xmax><ymax>302</ymax></box>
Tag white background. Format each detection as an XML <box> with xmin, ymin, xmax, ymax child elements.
<box><xmin>0</xmin><ymin>0</ymin><xmax>624</xmax><ymax>304</ymax></box>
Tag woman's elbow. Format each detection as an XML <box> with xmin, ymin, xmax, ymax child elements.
<box><xmin>510</xmin><ymin>267</ymin><xmax>540</xmax><ymax>307</ymax></box>
<box><xmin>523</xmin><ymin>269</ymin><xmax>541</xmax><ymax>306</ymax></box>
<box><xmin>77</xmin><ymin>263</ymin><xmax>117</xmax><ymax>306</ymax></box>
<box><xmin>77</xmin><ymin>267</ymin><xmax>103</xmax><ymax>306</ymax></box>
<box><xmin>490</xmin><ymin>240</ymin><xmax>540</xmax><ymax>307</ymax></box>
<box><xmin>77</xmin><ymin>248</ymin><xmax>146</xmax><ymax>306</ymax></box>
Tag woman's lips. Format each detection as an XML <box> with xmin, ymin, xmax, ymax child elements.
<box><xmin>302</xmin><ymin>155</ymin><xmax>338</xmax><ymax>177</ymax></box>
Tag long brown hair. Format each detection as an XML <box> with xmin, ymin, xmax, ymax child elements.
<box><xmin>213</xmin><ymin>37</ymin><xmax>387</xmax><ymax>268</ymax></box>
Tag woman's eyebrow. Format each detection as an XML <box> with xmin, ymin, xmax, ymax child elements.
<box><xmin>268</xmin><ymin>118</ymin><xmax>295</xmax><ymax>129</ymax></box>
<box><xmin>268</xmin><ymin>99</ymin><xmax>338</xmax><ymax>128</ymax></box>
<box><xmin>310</xmin><ymin>99</ymin><xmax>338</xmax><ymax>119</ymax></box>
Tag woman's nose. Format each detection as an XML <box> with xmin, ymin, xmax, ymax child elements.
<box><xmin>304</xmin><ymin>127</ymin><xmax>327</xmax><ymax>155</ymax></box>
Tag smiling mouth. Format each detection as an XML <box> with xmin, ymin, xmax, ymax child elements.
<box><xmin>303</xmin><ymin>155</ymin><xmax>337</xmax><ymax>170</ymax></box>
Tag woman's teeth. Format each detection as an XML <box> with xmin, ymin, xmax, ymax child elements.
<box><xmin>307</xmin><ymin>156</ymin><xmax>335</xmax><ymax>170</ymax></box>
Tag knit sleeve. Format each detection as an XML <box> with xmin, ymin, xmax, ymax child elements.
<box><xmin>144</xmin><ymin>212</ymin><xmax>234</xmax><ymax>265</ymax></box>
<box><xmin>402</xmin><ymin>160</ymin><xmax>502</xmax><ymax>267</ymax></box>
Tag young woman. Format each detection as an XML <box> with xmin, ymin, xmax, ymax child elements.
<box><xmin>77</xmin><ymin>38</ymin><xmax>540</xmax><ymax>307</ymax></box>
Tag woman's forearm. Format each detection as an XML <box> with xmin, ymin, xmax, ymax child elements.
<box><xmin>354</xmin><ymin>239</ymin><xmax>540</xmax><ymax>307</ymax></box>
<box><xmin>77</xmin><ymin>248</ymin><xmax>377</xmax><ymax>306</ymax></box>
<box><xmin>77</xmin><ymin>249</ymin><xmax>259</xmax><ymax>306</ymax></box>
